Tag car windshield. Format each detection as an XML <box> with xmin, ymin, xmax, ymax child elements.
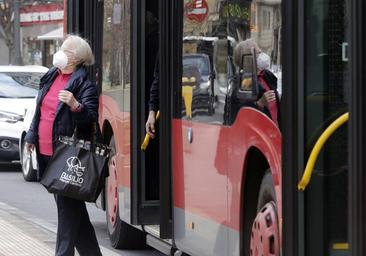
<box><xmin>0</xmin><ymin>72</ymin><xmax>42</xmax><ymax>98</ymax></box>
<box><xmin>183</xmin><ymin>56</ymin><xmax>210</xmax><ymax>76</ymax></box>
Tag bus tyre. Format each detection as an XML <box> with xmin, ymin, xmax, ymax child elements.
<box><xmin>105</xmin><ymin>136</ymin><xmax>146</xmax><ymax>249</ymax></box>
<box><xmin>21</xmin><ymin>141</ymin><xmax>37</xmax><ymax>182</ymax></box>
<box><xmin>250</xmin><ymin>171</ymin><xmax>280</xmax><ymax>256</ymax></box>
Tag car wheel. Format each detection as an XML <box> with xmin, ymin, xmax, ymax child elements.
<box><xmin>250</xmin><ymin>171</ymin><xmax>280</xmax><ymax>256</ymax></box>
<box><xmin>105</xmin><ymin>136</ymin><xmax>146</xmax><ymax>249</ymax></box>
<box><xmin>208</xmin><ymin>96</ymin><xmax>215</xmax><ymax>115</ymax></box>
<box><xmin>21</xmin><ymin>142</ymin><xmax>37</xmax><ymax>182</ymax></box>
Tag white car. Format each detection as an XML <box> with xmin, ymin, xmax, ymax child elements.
<box><xmin>0</xmin><ymin>65</ymin><xmax>48</xmax><ymax>180</ymax></box>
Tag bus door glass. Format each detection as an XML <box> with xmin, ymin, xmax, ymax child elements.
<box><xmin>130</xmin><ymin>0</ymin><xmax>161</xmax><ymax>225</ymax></box>
<box><xmin>101</xmin><ymin>0</ymin><xmax>132</xmax><ymax>224</ymax></box>
<box><xmin>173</xmin><ymin>0</ymin><xmax>282</xmax><ymax>255</ymax></box>
<box><xmin>303</xmin><ymin>0</ymin><xmax>349</xmax><ymax>255</ymax></box>
<box><xmin>143</xmin><ymin>0</ymin><xmax>160</xmax><ymax>204</ymax></box>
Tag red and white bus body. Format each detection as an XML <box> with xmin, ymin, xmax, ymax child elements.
<box><xmin>66</xmin><ymin>0</ymin><xmax>283</xmax><ymax>255</ymax></box>
<box><xmin>99</xmin><ymin>94</ymin><xmax>132</xmax><ymax>224</ymax></box>
<box><xmin>172</xmin><ymin>109</ymin><xmax>282</xmax><ymax>255</ymax></box>
<box><xmin>66</xmin><ymin>0</ymin><xmax>366</xmax><ymax>255</ymax></box>
<box><xmin>99</xmin><ymin>93</ymin><xmax>281</xmax><ymax>255</ymax></box>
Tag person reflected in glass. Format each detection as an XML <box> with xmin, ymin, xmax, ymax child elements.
<box><xmin>256</xmin><ymin>50</ymin><xmax>280</xmax><ymax>126</ymax></box>
<box><xmin>24</xmin><ymin>35</ymin><xmax>102</xmax><ymax>256</ymax></box>
<box><xmin>233</xmin><ymin>39</ymin><xmax>280</xmax><ymax>126</ymax></box>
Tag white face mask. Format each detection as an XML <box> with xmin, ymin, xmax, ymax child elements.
<box><xmin>52</xmin><ymin>50</ymin><xmax>68</xmax><ymax>70</ymax></box>
<box><xmin>257</xmin><ymin>52</ymin><xmax>271</xmax><ymax>71</ymax></box>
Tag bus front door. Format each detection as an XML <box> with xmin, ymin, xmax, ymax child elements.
<box><xmin>283</xmin><ymin>0</ymin><xmax>351</xmax><ymax>255</ymax></box>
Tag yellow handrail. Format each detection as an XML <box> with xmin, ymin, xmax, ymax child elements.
<box><xmin>298</xmin><ymin>112</ymin><xmax>349</xmax><ymax>191</ymax></box>
<box><xmin>141</xmin><ymin>111</ymin><xmax>160</xmax><ymax>151</ymax></box>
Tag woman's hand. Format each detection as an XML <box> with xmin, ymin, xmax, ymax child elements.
<box><xmin>58</xmin><ymin>90</ymin><xmax>79</xmax><ymax>109</ymax></box>
<box><xmin>256</xmin><ymin>90</ymin><xmax>276</xmax><ymax>109</ymax></box>
<box><xmin>25</xmin><ymin>142</ymin><xmax>35</xmax><ymax>153</ymax></box>
<box><xmin>145</xmin><ymin>111</ymin><xmax>156</xmax><ymax>138</ymax></box>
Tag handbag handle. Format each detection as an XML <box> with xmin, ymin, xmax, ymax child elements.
<box><xmin>91</xmin><ymin>122</ymin><xmax>103</xmax><ymax>144</ymax></box>
<box><xmin>59</xmin><ymin>122</ymin><xmax>110</xmax><ymax>156</ymax></box>
<box><xmin>65</xmin><ymin>122</ymin><xmax>102</xmax><ymax>145</ymax></box>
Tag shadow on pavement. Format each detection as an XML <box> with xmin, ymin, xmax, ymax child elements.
<box><xmin>0</xmin><ymin>163</ymin><xmax>21</xmax><ymax>172</ymax></box>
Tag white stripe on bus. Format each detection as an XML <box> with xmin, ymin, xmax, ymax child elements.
<box><xmin>174</xmin><ymin>207</ymin><xmax>239</xmax><ymax>256</ymax></box>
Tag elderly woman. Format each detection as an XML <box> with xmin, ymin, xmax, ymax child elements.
<box><xmin>24</xmin><ymin>35</ymin><xmax>101</xmax><ymax>256</ymax></box>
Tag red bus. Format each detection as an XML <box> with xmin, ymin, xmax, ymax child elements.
<box><xmin>65</xmin><ymin>0</ymin><xmax>366</xmax><ymax>255</ymax></box>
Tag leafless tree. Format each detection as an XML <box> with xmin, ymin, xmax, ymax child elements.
<box><xmin>0</xmin><ymin>0</ymin><xmax>14</xmax><ymax>63</ymax></box>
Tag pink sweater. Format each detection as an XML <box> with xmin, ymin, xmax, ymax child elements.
<box><xmin>38</xmin><ymin>73</ymin><xmax>71</xmax><ymax>156</ymax></box>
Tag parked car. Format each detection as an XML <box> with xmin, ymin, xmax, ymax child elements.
<box><xmin>183</xmin><ymin>53</ymin><xmax>216</xmax><ymax>115</ymax></box>
<box><xmin>0</xmin><ymin>66</ymin><xmax>48</xmax><ymax>178</ymax></box>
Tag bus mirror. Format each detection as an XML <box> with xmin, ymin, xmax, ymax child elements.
<box><xmin>236</xmin><ymin>48</ymin><xmax>259</xmax><ymax>101</ymax></box>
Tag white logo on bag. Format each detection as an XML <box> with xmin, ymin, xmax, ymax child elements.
<box><xmin>66</xmin><ymin>157</ymin><xmax>86</xmax><ymax>177</ymax></box>
<box><xmin>59</xmin><ymin>157</ymin><xmax>85</xmax><ymax>187</ymax></box>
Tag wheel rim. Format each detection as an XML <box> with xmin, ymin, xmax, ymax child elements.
<box><xmin>22</xmin><ymin>144</ymin><xmax>31</xmax><ymax>176</ymax></box>
<box><xmin>107</xmin><ymin>154</ymin><xmax>118</xmax><ymax>228</ymax></box>
<box><xmin>250</xmin><ymin>201</ymin><xmax>280</xmax><ymax>256</ymax></box>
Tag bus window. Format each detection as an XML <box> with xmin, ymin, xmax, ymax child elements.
<box><xmin>181</xmin><ymin>0</ymin><xmax>282</xmax><ymax>127</ymax></box>
<box><xmin>225</xmin><ymin>1</ymin><xmax>282</xmax><ymax>126</ymax></box>
<box><xmin>102</xmin><ymin>0</ymin><xmax>131</xmax><ymax>110</ymax></box>
<box><xmin>303</xmin><ymin>0</ymin><xmax>349</xmax><ymax>254</ymax></box>
<box><xmin>144</xmin><ymin>1</ymin><xmax>160</xmax><ymax>201</ymax></box>
<box><xmin>181</xmin><ymin>0</ymin><xmax>229</xmax><ymax>124</ymax></box>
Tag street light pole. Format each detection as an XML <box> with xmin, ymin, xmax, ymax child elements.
<box><xmin>13</xmin><ymin>0</ymin><xmax>22</xmax><ymax>65</ymax></box>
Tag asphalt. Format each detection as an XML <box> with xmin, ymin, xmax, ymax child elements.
<box><xmin>0</xmin><ymin>168</ymin><xmax>163</xmax><ymax>256</ymax></box>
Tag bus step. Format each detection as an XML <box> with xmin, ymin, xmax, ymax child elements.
<box><xmin>330</xmin><ymin>242</ymin><xmax>349</xmax><ymax>256</ymax></box>
<box><xmin>144</xmin><ymin>224</ymin><xmax>160</xmax><ymax>237</ymax></box>
<box><xmin>146</xmin><ymin>234</ymin><xmax>172</xmax><ymax>255</ymax></box>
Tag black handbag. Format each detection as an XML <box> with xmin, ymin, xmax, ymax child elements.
<box><xmin>40</xmin><ymin>125</ymin><xmax>110</xmax><ymax>202</ymax></box>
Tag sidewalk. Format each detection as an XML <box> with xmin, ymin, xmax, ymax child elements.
<box><xmin>0</xmin><ymin>203</ymin><xmax>55</xmax><ymax>256</ymax></box>
<box><xmin>0</xmin><ymin>202</ymin><xmax>121</xmax><ymax>256</ymax></box>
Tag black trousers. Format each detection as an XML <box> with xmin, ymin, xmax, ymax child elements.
<box><xmin>39</xmin><ymin>154</ymin><xmax>102</xmax><ymax>256</ymax></box>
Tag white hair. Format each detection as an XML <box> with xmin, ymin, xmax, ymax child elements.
<box><xmin>233</xmin><ymin>38</ymin><xmax>261</xmax><ymax>67</ymax></box>
<box><xmin>257</xmin><ymin>52</ymin><xmax>271</xmax><ymax>71</ymax></box>
<box><xmin>61</xmin><ymin>35</ymin><xmax>95</xmax><ymax>66</ymax></box>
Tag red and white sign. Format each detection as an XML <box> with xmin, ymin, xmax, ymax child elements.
<box><xmin>20</xmin><ymin>3</ymin><xmax>64</xmax><ymax>26</ymax></box>
<box><xmin>185</xmin><ymin>0</ymin><xmax>209</xmax><ymax>23</ymax></box>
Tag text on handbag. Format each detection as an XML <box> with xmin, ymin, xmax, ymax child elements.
<box><xmin>59</xmin><ymin>157</ymin><xmax>86</xmax><ymax>186</ymax></box>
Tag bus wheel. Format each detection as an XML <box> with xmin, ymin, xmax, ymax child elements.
<box><xmin>105</xmin><ymin>136</ymin><xmax>146</xmax><ymax>249</ymax></box>
<box><xmin>250</xmin><ymin>171</ymin><xmax>280</xmax><ymax>256</ymax></box>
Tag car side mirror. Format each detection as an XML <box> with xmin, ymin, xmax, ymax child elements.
<box><xmin>236</xmin><ymin>48</ymin><xmax>259</xmax><ymax>101</ymax></box>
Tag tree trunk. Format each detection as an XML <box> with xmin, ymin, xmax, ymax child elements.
<box><xmin>8</xmin><ymin>47</ymin><xmax>11</xmax><ymax>64</ymax></box>
<box><xmin>7</xmin><ymin>43</ymin><xmax>14</xmax><ymax>64</ymax></box>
